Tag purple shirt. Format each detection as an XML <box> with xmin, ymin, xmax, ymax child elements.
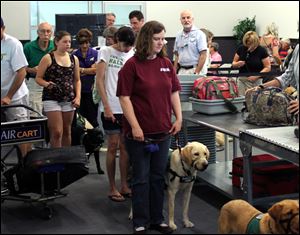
<box><xmin>72</xmin><ymin>47</ymin><xmax>98</xmax><ymax>93</ymax></box>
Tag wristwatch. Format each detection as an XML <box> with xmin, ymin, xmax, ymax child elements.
<box><xmin>259</xmin><ymin>85</ymin><xmax>265</xmax><ymax>89</ymax></box>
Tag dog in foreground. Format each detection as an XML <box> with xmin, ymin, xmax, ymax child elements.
<box><xmin>218</xmin><ymin>199</ymin><xmax>299</xmax><ymax>234</ymax></box>
<box><xmin>168</xmin><ymin>141</ymin><xmax>210</xmax><ymax>230</ymax></box>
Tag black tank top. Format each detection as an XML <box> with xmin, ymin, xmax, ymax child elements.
<box><xmin>42</xmin><ymin>52</ymin><xmax>75</xmax><ymax>102</ymax></box>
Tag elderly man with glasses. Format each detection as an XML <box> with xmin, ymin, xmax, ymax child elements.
<box><xmin>24</xmin><ymin>22</ymin><xmax>54</xmax><ymax>117</ymax></box>
<box><xmin>173</xmin><ymin>10</ymin><xmax>207</xmax><ymax>75</ymax></box>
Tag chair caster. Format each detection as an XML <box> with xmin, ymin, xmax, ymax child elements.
<box><xmin>40</xmin><ymin>206</ymin><xmax>53</xmax><ymax>220</ymax></box>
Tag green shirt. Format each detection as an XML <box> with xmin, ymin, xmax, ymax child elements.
<box><xmin>23</xmin><ymin>37</ymin><xmax>54</xmax><ymax>68</ymax></box>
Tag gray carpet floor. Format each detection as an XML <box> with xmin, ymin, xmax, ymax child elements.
<box><xmin>1</xmin><ymin>138</ymin><xmax>258</xmax><ymax>234</ymax></box>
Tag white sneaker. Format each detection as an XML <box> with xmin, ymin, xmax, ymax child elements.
<box><xmin>133</xmin><ymin>226</ymin><xmax>146</xmax><ymax>234</ymax></box>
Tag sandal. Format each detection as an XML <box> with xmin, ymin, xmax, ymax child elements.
<box><xmin>120</xmin><ymin>192</ymin><xmax>132</xmax><ymax>198</ymax></box>
<box><xmin>108</xmin><ymin>194</ymin><xmax>125</xmax><ymax>202</ymax></box>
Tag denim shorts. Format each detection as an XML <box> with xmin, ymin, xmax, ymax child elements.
<box><xmin>43</xmin><ymin>100</ymin><xmax>75</xmax><ymax>112</ymax></box>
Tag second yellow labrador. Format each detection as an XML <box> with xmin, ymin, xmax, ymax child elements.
<box><xmin>218</xmin><ymin>199</ymin><xmax>299</xmax><ymax>234</ymax></box>
<box><xmin>168</xmin><ymin>141</ymin><xmax>210</xmax><ymax>231</ymax></box>
<box><xmin>216</xmin><ymin>131</ymin><xmax>225</xmax><ymax>147</ymax></box>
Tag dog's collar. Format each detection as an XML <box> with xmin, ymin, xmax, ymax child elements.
<box><xmin>246</xmin><ymin>213</ymin><xmax>263</xmax><ymax>234</ymax></box>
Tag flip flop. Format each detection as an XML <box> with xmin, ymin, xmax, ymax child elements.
<box><xmin>120</xmin><ymin>192</ymin><xmax>132</xmax><ymax>198</ymax></box>
<box><xmin>108</xmin><ymin>194</ymin><xmax>125</xmax><ymax>202</ymax></box>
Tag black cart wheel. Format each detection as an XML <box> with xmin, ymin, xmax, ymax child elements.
<box><xmin>40</xmin><ymin>206</ymin><xmax>53</xmax><ymax>220</ymax></box>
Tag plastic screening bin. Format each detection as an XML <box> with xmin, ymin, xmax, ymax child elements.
<box><xmin>189</xmin><ymin>96</ymin><xmax>245</xmax><ymax>115</ymax></box>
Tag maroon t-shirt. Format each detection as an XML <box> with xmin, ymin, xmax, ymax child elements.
<box><xmin>117</xmin><ymin>55</ymin><xmax>181</xmax><ymax>136</ymax></box>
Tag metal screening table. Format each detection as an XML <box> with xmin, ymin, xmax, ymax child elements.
<box><xmin>240</xmin><ymin>127</ymin><xmax>299</xmax><ymax>204</ymax></box>
<box><xmin>182</xmin><ymin>111</ymin><xmax>258</xmax><ymax>162</ymax></box>
<box><xmin>182</xmin><ymin>111</ymin><xmax>299</xmax><ymax>204</ymax></box>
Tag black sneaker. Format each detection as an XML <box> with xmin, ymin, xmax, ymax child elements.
<box><xmin>133</xmin><ymin>226</ymin><xmax>147</xmax><ymax>234</ymax></box>
<box><xmin>294</xmin><ymin>127</ymin><xmax>299</xmax><ymax>138</ymax></box>
<box><xmin>149</xmin><ymin>223</ymin><xmax>173</xmax><ymax>234</ymax></box>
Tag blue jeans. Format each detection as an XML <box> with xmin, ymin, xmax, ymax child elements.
<box><xmin>125</xmin><ymin>137</ymin><xmax>171</xmax><ymax>228</ymax></box>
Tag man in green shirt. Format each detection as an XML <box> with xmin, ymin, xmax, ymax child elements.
<box><xmin>24</xmin><ymin>22</ymin><xmax>54</xmax><ymax>117</ymax></box>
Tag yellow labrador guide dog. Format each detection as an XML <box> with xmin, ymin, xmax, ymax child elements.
<box><xmin>218</xmin><ymin>199</ymin><xmax>299</xmax><ymax>234</ymax></box>
<box><xmin>167</xmin><ymin>141</ymin><xmax>210</xmax><ymax>231</ymax></box>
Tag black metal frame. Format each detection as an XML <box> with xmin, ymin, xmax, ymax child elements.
<box><xmin>1</xmin><ymin>105</ymin><xmax>67</xmax><ymax>219</ymax></box>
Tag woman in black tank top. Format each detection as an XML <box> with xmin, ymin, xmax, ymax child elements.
<box><xmin>36</xmin><ymin>31</ymin><xmax>81</xmax><ymax>148</ymax></box>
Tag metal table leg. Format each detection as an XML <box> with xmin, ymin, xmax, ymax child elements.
<box><xmin>225</xmin><ymin>134</ymin><xmax>229</xmax><ymax>162</ymax></box>
<box><xmin>239</xmin><ymin>140</ymin><xmax>253</xmax><ymax>204</ymax></box>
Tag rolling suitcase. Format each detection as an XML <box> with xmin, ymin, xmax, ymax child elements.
<box><xmin>4</xmin><ymin>146</ymin><xmax>89</xmax><ymax>195</ymax></box>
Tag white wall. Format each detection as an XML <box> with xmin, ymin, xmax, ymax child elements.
<box><xmin>1</xmin><ymin>1</ymin><xmax>299</xmax><ymax>40</ymax></box>
<box><xmin>1</xmin><ymin>1</ymin><xmax>30</xmax><ymax>40</ymax></box>
<box><xmin>147</xmin><ymin>1</ymin><xmax>299</xmax><ymax>38</ymax></box>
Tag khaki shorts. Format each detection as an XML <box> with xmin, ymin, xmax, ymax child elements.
<box><xmin>26</xmin><ymin>77</ymin><xmax>43</xmax><ymax>117</ymax></box>
<box><xmin>3</xmin><ymin>95</ymin><xmax>30</xmax><ymax>122</ymax></box>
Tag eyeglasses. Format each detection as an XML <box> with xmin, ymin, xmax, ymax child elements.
<box><xmin>246</xmin><ymin>52</ymin><xmax>250</xmax><ymax>60</ymax></box>
<box><xmin>79</xmin><ymin>41</ymin><xmax>90</xmax><ymax>45</ymax></box>
<box><xmin>38</xmin><ymin>29</ymin><xmax>52</xmax><ymax>34</ymax></box>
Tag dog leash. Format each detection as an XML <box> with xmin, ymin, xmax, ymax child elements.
<box><xmin>169</xmin><ymin>135</ymin><xmax>196</xmax><ymax>183</ymax></box>
<box><xmin>175</xmin><ymin>133</ymin><xmax>181</xmax><ymax>154</ymax></box>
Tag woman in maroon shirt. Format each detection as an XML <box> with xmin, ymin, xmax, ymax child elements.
<box><xmin>117</xmin><ymin>21</ymin><xmax>182</xmax><ymax>234</ymax></box>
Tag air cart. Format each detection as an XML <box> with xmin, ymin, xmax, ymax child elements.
<box><xmin>1</xmin><ymin>105</ymin><xmax>88</xmax><ymax>219</ymax></box>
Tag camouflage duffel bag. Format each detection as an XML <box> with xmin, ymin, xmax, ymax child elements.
<box><xmin>243</xmin><ymin>87</ymin><xmax>296</xmax><ymax>126</ymax></box>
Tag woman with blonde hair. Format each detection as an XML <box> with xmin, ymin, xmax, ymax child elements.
<box><xmin>260</xmin><ymin>22</ymin><xmax>281</xmax><ymax>66</ymax></box>
<box><xmin>232</xmin><ymin>31</ymin><xmax>271</xmax><ymax>95</ymax></box>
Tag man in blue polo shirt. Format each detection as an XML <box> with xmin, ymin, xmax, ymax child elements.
<box><xmin>24</xmin><ymin>22</ymin><xmax>54</xmax><ymax>117</ymax></box>
<box><xmin>173</xmin><ymin>10</ymin><xmax>207</xmax><ymax>75</ymax></box>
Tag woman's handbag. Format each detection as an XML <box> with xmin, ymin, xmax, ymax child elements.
<box><xmin>243</xmin><ymin>87</ymin><xmax>296</xmax><ymax>126</ymax></box>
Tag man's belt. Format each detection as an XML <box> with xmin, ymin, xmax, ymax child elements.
<box><xmin>180</xmin><ymin>65</ymin><xmax>196</xmax><ymax>69</ymax></box>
